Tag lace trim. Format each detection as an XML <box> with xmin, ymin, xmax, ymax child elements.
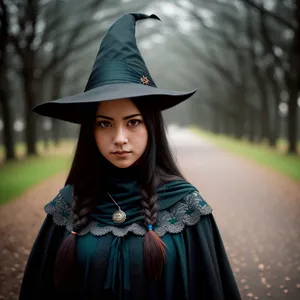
<box><xmin>155</xmin><ymin>191</ymin><xmax>213</xmax><ymax>236</ymax></box>
<box><xmin>44</xmin><ymin>190</ymin><xmax>212</xmax><ymax>237</ymax></box>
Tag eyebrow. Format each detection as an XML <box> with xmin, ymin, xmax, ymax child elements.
<box><xmin>95</xmin><ymin>114</ymin><xmax>142</xmax><ymax>120</ymax></box>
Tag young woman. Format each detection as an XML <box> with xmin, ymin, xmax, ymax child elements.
<box><xmin>19</xmin><ymin>13</ymin><xmax>241</xmax><ymax>300</ymax></box>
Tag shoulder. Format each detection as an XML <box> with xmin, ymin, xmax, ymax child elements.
<box><xmin>44</xmin><ymin>184</ymin><xmax>73</xmax><ymax>230</ymax></box>
<box><xmin>44</xmin><ymin>184</ymin><xmax>73</xmax><ymax>210</ymax></box>
<box><xmin>155</xmin><ymin>190</ymin><xmax>213</xmax><ymax>237</ymax></box>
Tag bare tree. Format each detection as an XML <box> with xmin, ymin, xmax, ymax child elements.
<box><xmin>166</xmin><ymin>0</ymin><xmax>299</xmax><ymax>154</ymax></box>
<box><xmin>242</xmin><ymin>0</ymin><xmax>300</xmax><ymax>153</ymax></box>
<box><xmin>170</xmin><ymin>0</ymin><xmax>259</xmax><ymax>139</ymax></box>
<box><xmin>5</xmin><ymin>0</ymin><xmax>152</xmax><ymax>155</ymax></box>
<box><xmin>7</xmin><ymin>0</ymin><xmax>108</xmax><ymax>155</ymax></box>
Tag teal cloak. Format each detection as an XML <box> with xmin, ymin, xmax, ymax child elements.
<box><xmin>18</xmin><ymin>183</ymin><xmax>241</xmax><ymax>300</ymax></box>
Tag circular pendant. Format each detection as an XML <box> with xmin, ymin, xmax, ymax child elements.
<box><xmin>112</xmin><ymin>209</ymin><xmax>126</xmax><ymax>224</ymax></box>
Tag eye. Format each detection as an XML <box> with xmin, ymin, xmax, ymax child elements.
<box><xmin>96</xmin><ymin>120</ymin><xmax>111</xmax><ymax>128</ymax></box>
<box><xmin>128</xmin><ymin>119</ymin><xmax>142</xmax><ymax>127</ymax></box>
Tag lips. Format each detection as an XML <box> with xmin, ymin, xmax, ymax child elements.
<box><xmin>112</xmin><ymin>151</ymin><xmax>131</xmax><ymax>154</ymax></box>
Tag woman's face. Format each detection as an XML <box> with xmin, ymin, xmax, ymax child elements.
<box><xmin>94</xmin><ymin>98</ymin><xmax>148</xmax><ymax>168</ymax></box>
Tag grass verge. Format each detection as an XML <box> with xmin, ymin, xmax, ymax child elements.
<box><xmin>190</xmin><ymin>127</ymin><xmax>300</xmax><ymax>181</ymax></box>
<box><xmin>0</xmin><ymin>141</ymin><xmax>75</xmax><ymax>206</ymax></box>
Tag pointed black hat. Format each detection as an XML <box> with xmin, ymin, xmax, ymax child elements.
<box><xmin>33</xmin><ymin>13</ymin><xmax>197</xmax><ymax>124</ymax></box>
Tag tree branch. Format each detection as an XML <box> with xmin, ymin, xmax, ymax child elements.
<box><xmin>241</xmin><ymin>0</ymin><xmax>296</xmax><ymax>31</ymax></box>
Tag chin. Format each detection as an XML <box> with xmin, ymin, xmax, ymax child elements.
<box><xmin>110</xmin><ymin>160</ymin><xmax>135</xmax><ymax>169</ymax></box>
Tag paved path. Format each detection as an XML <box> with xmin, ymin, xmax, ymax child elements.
<box><xmin>0</xmin><ymin>129</ymin><xmax>299</xmax><ymax>299</ymax></box>
<box><xmin>168</xmin><ymin>128</ymin><xmax>300</xmax><ymax>300</ymax></box>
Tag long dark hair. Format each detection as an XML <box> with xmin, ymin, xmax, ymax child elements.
<box><xmin>53</xmin><ymin>97</ymin><xmax>186</xmax><ymax>291</ymax></box>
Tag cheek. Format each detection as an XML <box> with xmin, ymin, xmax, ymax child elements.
<box><xmin>134</xmin><ymin>127</ymin><xmax>148</xmax><ymax>150</ymax></box>
<box><xmin>94</xmin><ymin>131</ymin><xmax>108</xmax><ymax>152</ymax></box>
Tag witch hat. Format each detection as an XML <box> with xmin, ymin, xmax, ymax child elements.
<box><xmin>33</xmin><ymin>13</ymin><xmax>197</xmax><ymax>124</ymax></box>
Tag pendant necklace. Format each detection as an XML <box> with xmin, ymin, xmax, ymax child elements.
<box><xmin>107</xmin><ymin>192</ymin><xmax>127</xmax><ymax>224</ymax></box>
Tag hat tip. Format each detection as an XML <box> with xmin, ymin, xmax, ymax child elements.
<box><xmin>149</xmin><ymin>14</ymin><xmax>161</xmax><ymax>22</ymax></box>
<box><xmin>129</xmin><ymin>13</ymin><xmax>162</xmax><ymax>22</ymax></box>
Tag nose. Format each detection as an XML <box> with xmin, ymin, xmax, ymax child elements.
<box><xmin>113</xmin><ymin>126</ymin><xmax>128</xmax><ymax>145</ymax></box>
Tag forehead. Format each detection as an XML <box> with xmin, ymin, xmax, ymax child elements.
<box><xmin>95</xmin><ymin>98</ymin><xmax>140</xmax><ymax>115</ymax></box>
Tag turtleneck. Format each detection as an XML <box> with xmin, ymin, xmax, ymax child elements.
<box><xmin>106</xmin><ymin>162</ymin><xmax>139</xmax><ymax>180</ymax></box>
<box><xmin>102</xmin><ymin>160</ymin><xmax>141</xmax><ymax>195</ymax></box>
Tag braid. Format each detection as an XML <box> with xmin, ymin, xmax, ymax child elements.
<box><xmin>140</xmin><ymin>185</ymin><xmax>166</xmax><ymax>280</ymax></box>
<box><xmin>140</xmin><ymin>192</ymin><xmax>158</xmax><ymax>225</ymax></box>
<box><xmin>53</xmin><ymin>191</ymin><xmax>96</xmax><ymax>291</ymax></box>
<box><xmin>72</xmin><ymin>194</ymin><xmax>95</xmax><ymax>233</ymax></box>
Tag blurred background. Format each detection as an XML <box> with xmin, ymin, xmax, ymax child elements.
<box><xmin>0</xmin><ymin>0</ymin><xmax>300</xmax><ymax>299</ymax></box>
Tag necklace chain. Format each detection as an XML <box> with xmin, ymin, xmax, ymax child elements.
<box><xmin>107</xmin><ymin>192</ymin><xmax>120</xmax><ymax>210</ymax></box>
<box><xmin>107</xmin><ymin>192</ymin><xmax>126</xmax><ymax>224</ymax></box>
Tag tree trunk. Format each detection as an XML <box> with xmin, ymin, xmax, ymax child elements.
<box><xmin>268</xmin><ymin>131</ymin><xmax>277</xmax><ymax>147</ymax></box>
<box><xmin>50</xmin><ymin>72</ymin><xmax>64</xmax><ymax>146</ymax></box>
<box><xmin>266</xmin><ymin>82</ymin><xmax>279</xmax><ymax>147</ymax></box>
<box><xmin>229</xmin><ymin>115</ymin><xmax>235</xmax><ymax>137</ymax></box>
<box><xmin>234</xmin><ymin>116</ymin><xmax>244</xmax><ymax>139</ymax></box>
<box><xmin>233</xmin><ymin>108</ymin><xmax>244</xmax><ymax>139</ymax></box>
<box><xmin>43</xmin><ymin>129</ymin><xmax>50</xmax><ymax>151</ymax></box>
<box><xmin>0</xmin><ymin>86</ymin><xmax>15</xmax><ymax>161</ymax></box>
<box><xmin>0</xmin><ymin>0</ymin><xmax>16</xmax><ymax>161</ymax></box>
<box><xmin>248</xmin><ymin>106</ymin><xmax>256</xmax><ymax>143</ymax></box>
<box><xmin>287</xmin><ymin>3</ymin><xmax>300</xmax><ymax>154</ymax></box>
<box><xmin>268</xmin><ymin>94</ymin><xmax>281</xmax><ymax>148</ymax></box>
<box><xmin>259</xmin><ymin>89</ymin><xmax>270</xmax><ymax>143</ymax></box>
<box><xmin>52</xmin><ymin>119</ymin><xmax>61</xmax><ymax>146</ymax></box>
<box><xmin>252</xmin><ymin>60</ymin><xmax>270</xmax><ymax>143</ymax></box>
<box><xmin>287</xmin><ymin>89</ymin><xmax>298</xmax><ymax>153</ymax></box>
<box><xmin>23</xmin><ymin>58</ymin><xmax>38</xmax><ymax>156</ymax></box>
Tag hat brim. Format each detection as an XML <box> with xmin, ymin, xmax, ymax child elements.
<box><xmin>33</xmin><ymin>83</ymin><xmax>197</xmax><ymax>124</ymax></box>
